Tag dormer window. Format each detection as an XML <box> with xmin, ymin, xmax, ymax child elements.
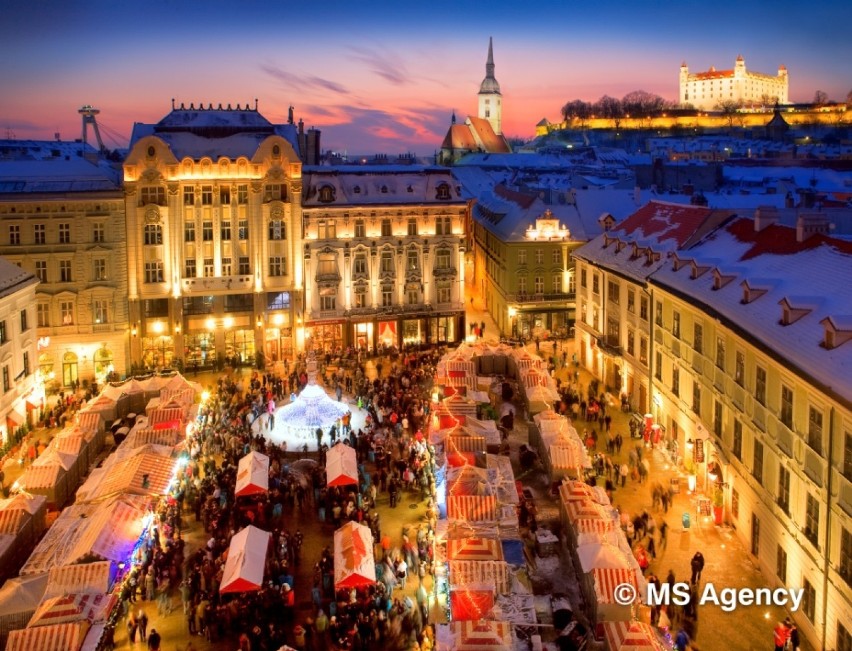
<box><xmin>778</xmin><ymin>298</ymin><xmax>815</xmax><ymax>326</ymax></box>
<box><xmin>671</xmin><ymin>254</ymin><xmax>690</xmax><ymax>272</ymax></box>
<box><xmin>318</xmin><ymin>185</ymin><xmax>336</xmax><ymax>203</ymax></box>
<box><xmin>381</xmin><ymin>185</ymin><xmax>388</xmax><ymax>194</ymax></box>
<box><xmin>353</xmin><ymin>186</ymin><xmax>361</xmax><ymax>194</ymax></box>
<box><xmin>819</xmin><ymin>316</ymin><xmax>852</xmax><ymax>349</ymax></box>
<box><xmin>436</xmin><ymin>183</ymin><xmax>451</xmax><ymax>200</ymax></box>
<box><xmin>690</xmin><ymin>261</ymin><xmax>710</xmax><ymax>279</ymax></box>
<box><xmin>712</xmin><ymin>268</ymin><xmax>735</xmax><ymax>291</ymax></box>
<box><xmin>615</xmin><ymin>240</ymin><xmax>626</xmax><ymax>253</ymax></box>
<box><xmin>741</xmin><ymin>280</ymin><xmax>769</xmax><ymax>304</ymax></box>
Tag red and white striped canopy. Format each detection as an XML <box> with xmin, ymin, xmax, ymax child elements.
<box><xmin>446</xmin><ymin>434</ymin><xmax>486</xmax><ymax>454</ymax></box>
<box><xmin>6</xmin><ymin>620</ymin><xmax>90</xmax><ymax>651</ymax></box>
<box><xmin>603</xmin><ymin>620</ymin><xmax>666</xmax><ymax>651</ymax></box>
<box><xmin>149</xmin><ymin>406</ymin><xmax>185</xmax><ymax>426</ymax></box>
<box><xmin>334</xmin><ymin>521</ymin><xmax>376</xmax><ymax>589</ymax></box>
<box><xmin>447</xmin><ymin>495</ymin><xmax>497</xmax><ymax>522</ymax></box>
<box><xmin>564</xmin><ymin>499</ymin><xmax>611</xmax><ymax>523</ymax></box>
<box><xmin>74</xmin><ymin>412</ymin><xmax>102</xmax><ymax>435</ymax></box>
<box><xmin>28</xmin><ymin>593</ymin><xmax>117</xmax><ymax>627</ymax></box>
<box><xmin>448</xmin><ymin>560</ymin><xmax>511</xmax><ymax>594</ymax></box>
<box><xmin>593</xmin><ymin>568</ymin><xmax>637</xmax><ymax>604</ymax></box>
<box><xmin>446</xmin><ymin>620</ymin><xmax>512</xmax><ymax>650</ymax></box>
<box><xmin>447</xmin><ymin>538</ymin><xmax>504</xmax><ymax>562</ymax></box>
<box><xmin>559</xmin><ymin>480</ymin><xmax>608</xmax><ymax>504</ymax></box>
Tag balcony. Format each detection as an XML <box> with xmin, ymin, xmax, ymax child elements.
<box><xmin>775</xmin><ymin>422</ymin><xmax>793</xmax><ymax>458</ymax></box>
<box><xmin>729</xmin><ymin>381</ymin><xmax>745</xmax><ymax>412</ymax></box>
<box><xmin>182</xmin><ymin>275</ymin><xmax>253</xmax><ymax>293</ymax></box>
<box><xmin>671</xmin><ymin>338</ymin><xmax>681</xmax><ymax>358</ymax></box>
<box><xmin>506</xmin><ymin>292</ymin><xmax>576</xmax><ymax>304</ymax></box>
<box><xmin>751</xmin><ymin>401</ymin><xmax>766</xmax><ymax>432</ymax></box>
<box><xmin>596</xmin><ymin>336</ymin><xmax>623</xmax><ymax>357</ymax></box>
<box><xmin>803</xmin><ymin>447</ymin><xmax>824</xmax><ymax>488</ymax></box>
<box><xmin>432</xmin><ymin>266</ymin><xmax>458</xmax><ymax>278</ymax></box>
<box><xmin>713</xmin><ymin>367</ymin><xmax>725</xmax><ymax>391</ymax></box>
<box><xmin>315</xmin><ymin>272</ymin><xmax>341</xmax><ymax>283</ymax></box>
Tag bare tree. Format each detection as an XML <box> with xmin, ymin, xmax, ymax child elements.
<box><xmin>813</xmin><ymin>90</ymin><xmax>829</xmax><ymax>106</ymax></box>
<box><xmin>846</xmin><ymin>89</ymin><xmax>852</xmax><ymax>105</ymax></box>
<box><xmin>561</xmin><ymin>99</ymin><xmax>593</xmax><ymax>127</ymax></box>
<box><xmin>715</xmin><ymin>99</ymin><xmax>743</xmax><ymax>128</ymax></box>
<box><xmin>621</xmin><ymin>90</ymin><xmax>666</xmax><ymax>118</ymax></box>
<box><xmin>594</xmin><ymin>95</ymin><xmax>625</xmax><ymax>129</ymax></box>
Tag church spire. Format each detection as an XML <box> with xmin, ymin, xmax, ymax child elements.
<box><xmin>479</xmin><ymin>37</ymin><xmax>500</xmax><ymax>95</ymax></box>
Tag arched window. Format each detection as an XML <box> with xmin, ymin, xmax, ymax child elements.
<box><xmin>38</xmin><ymin>353</ymin><xmax>54</xmax><ymax>378</ymax></box>
<box><xmin>94</xmin><ymin>347</ymin><xmax>113</xmax><ymax>377</ymax></box>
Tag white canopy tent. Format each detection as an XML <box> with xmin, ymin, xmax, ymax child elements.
<box><xmin>235</xmin><ymin>451</ymin><xmax>270</xmax><ymax>497</ymax></box>
<box><xmin>220</xmin><ymin>525</ymin><xmax>271</xmax><ymax>594</ymax></box>
<box><xmin>334</xmin><ymin>521</ymin><xmax>376</xmax><ymax>589</ymax></box>
<box><xmin>326</xmin><ymin>443</ymin><xmax>358</xmax><ymax>487</ymax></box>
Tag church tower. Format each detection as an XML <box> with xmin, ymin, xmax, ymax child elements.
<box><xmin>478</xmin><ymin>37</ymin><xmax>502</xmax><ymax>135</ymax></box>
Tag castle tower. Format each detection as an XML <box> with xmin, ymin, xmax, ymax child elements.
<box><xmin>478</xmin><ymin>37</ymin><xmax>502</xmax><ymax>135</ymax></box>
<box><xmin>679</xmin><ymin>61</ymin><xmax>689</xmax><ymax>104</ymax></box>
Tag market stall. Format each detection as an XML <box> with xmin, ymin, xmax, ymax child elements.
<box><xmin>220</xmin><ymin>525</ymin><xmax>271</xmax><ymax>593</ymax></box>
<box><xmin>448</xmin><ymin>560</ymin><xmax>512</xmax><ymax>594</ymax></box>
<box><xmin>28</xmin><ymin>593</ymin><xmax>117</xmax><ymax>628</ymax></box>
<box><xmin>15</xmin><ymin>463</ymin><xmax>70</xmax><ymax>509</ymax></box>
<box><xmin>236</xmin><ymin>451</ymin><xmax>270</xmax><ymax>497</ymax></box>
<box><xmin>326</xmin><ymin>443</ymin><xmax>358</xmax><ymax>487</ymax></box>
<box><xmin>5</xmin><ymin>620</ymin><xmax>90</xmax><ymax>651</ymax></box>
<box><xmin>333</xmin><ymin>521</ymin><xmax>376</xmax><ymax>589</ymax></box>
<box><xmin>0</xmin><ymin>574</ymin><xmax>48</xmax><ymax>647</ymax></box>
<box><xmin>436</xmin><ymin>620</ymin><xmax>513</xmax><ymax>651</ymax></box>
<box><xmin>590</xmin><ymin>567</ymin><xmax>642</xmax><ymax>625</ymax></box>
<box><xmin>449</xmin><ymin>589</ymin><xmax>494</xmax><ymax>621</ymax></box>
<box><xmin>44</xmin><ymin>561</ymin><xmax>115</xmax><ymax>600</ymax></box>
<box><xmin>0</xmin><ymin>494</ymin><xmax>47</xmax><ymax>583</ymax></box>
<box><xmin>447</xmin><ymin>538</ymin><xmax>504</xmax><ymax>563</ymax></box>
<box><xmin>76</xmin><ymin>444</ymin><xmax>176</xmax><ymax>503</ymax></box>
<box><xmin>603</xmin><ymin>620</ymin><xmax>666</xmax><ymax>651</ymax></box>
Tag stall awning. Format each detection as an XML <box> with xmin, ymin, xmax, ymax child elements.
<box><xmin>603</xmin><ymin>620</ymin><xmax>666</xmax><ymax>651</ymax></box>
<box><xmin>220</xmin><ymin>525</ymin><xmax>271</xmax><ymax>594</ymax></box>
<box><xmin>334</xmin><ymin>521</ymin><xmax>375</xmax><ymax>589</ymax></box>
<box><xmin>6</xmin><ymin>620</ymin><xmax>90</xmax><ymax>651</ymax></box>
<box><xmin>326</xmin><ymin>442</ymin><xmax>358</xmax><ymax>487</ymax></box>
<box><xmin>236</xmin><ymin>451</ymin><xmax>270</xmax><ymax>497</ymax></box>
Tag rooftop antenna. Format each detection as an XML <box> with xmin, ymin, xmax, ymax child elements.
<box><xmin>78</xmin><ymin>105</ymin><xmax>105</xmax><ymax>152</ymax></box>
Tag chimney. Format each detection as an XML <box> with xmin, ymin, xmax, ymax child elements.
<box><xmin>796</xmin><ymin>213</ymin><xmax>831</xmax><ymax>242</ymax></box>
<box><xmin>54</xmin><ymin>132</ymin><xmax>61</xmax><ymax>141</ymax></box>
<box><xmin>754</xmin><ymin>205</ymin><xmax>779</xmax><ymax>232</ymax></box>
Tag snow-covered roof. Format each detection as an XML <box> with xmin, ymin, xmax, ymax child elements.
<box><xmin>573</xmin><ymin>201</ymin><xmax>735</xmax><ymax>283</ymax></box>
<box><xmin>0</xmin><ymin>139</ymin><xmax>99</xmax><ymax>161</ymax></box>
<box><xmin>0</xmin><ymin>157</ymin><xmax>120</xmax><ymax>194</ymax></box>
<box><xmin>653</xmin><ymin>217</ymin><xmax>852</xmax><ymax>405</ymax></box>
<box><xmin>129</xmin><ymin>106</ymin><xmax>300</xmax><ymax>160</ymax></box>
<box><xmin>302</xmin><ymin>166</ymin><xmax>464</xmax><ymax>207</ymax></box>
<box><xmin>0</xmin><ymin>255</ymin><xmax>38</xmax><ymax>299</ymax></box>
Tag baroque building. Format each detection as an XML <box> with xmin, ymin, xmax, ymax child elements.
<box><xmin>123</xmin><ymin>103</ymin><xmax>311</xmax><ymax>371</ymax></box>
<box><xmin>575</xmin><ymin>203</ymin><xmax>852</xmax><ymax>651</ymax></box>
<box><xmin>0</xmin><ymin>145</ymin><xmax>127</xmax><ymax>388</ymax></box>
<box><xmin>301</xmin><ymin>167</ymin><xmax>468</xmax><ymax>352</ymax></box>
<box><xmin>679</xmin><ymin>55</ymin><xmax>788</xmax><ymax>110</ymax></box>
<box><xmin>0</xmin><ymin>257</ymin><xmax>39</xmax><ymax>444</ymax></box>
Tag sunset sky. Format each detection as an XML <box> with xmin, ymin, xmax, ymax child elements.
<box><xmin>1</xmin><ymin>0</ymin><xmax>850</xmax><ymax>155</ymax></box>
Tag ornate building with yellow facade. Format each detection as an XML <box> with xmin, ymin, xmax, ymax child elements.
<box><xmin>123</xmin><ymin>103</ymin><xmax>310</xmax><ymax>371</ymax></box>
<box><xmin>301</xmin><ymin>167</ymin><xmax>468</xmax><ymax>352</ymax></box>
<box><xmin>0</xmin><ymin>142</ymin><xmax>127</xmax><ymax>390</ymax></box>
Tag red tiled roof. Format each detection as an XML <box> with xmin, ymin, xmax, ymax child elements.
<box><xmin>692</xmin><ymin>69</ymin><xmax>734</xmax><ymax>80</ymax></box>
<box><xmin>727</xmin><ymin>218</ymin><xmax>852</xmax><ymax>260</ymax></box>
<box><xmin>441</xmin><ymin>125</ymin><xmax>477</xmax><ymax>151</ymax></box>
<box><xmin>616</xmin><ymin>201</ymin><xmax>712</xmax><ymax>247</ymax></box>
<box><xmin>494</xmin><ymin>184</ymin><xmax>537</xmax><ymax>209</ymax></box>
<box><xmin>467</xmin><ymin>117</ymin><xmax>511</xmax><ymax>153</ymax></box>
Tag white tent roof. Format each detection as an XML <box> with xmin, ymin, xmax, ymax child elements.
<box><xmin>220</xmin><ymin>525</ymin><xmax>270</xmax><ymax>593</ymax></box>
<box><xmin>235</xmin><ymin>451</ymin><xmax>270</xmax><ymax>496</ymax></box>
<box><xmin>334</xmin><ymin>521</ymin><xmax>375</xmax><ymax>589</ymax></box>
<box><xmin>576</xmin><ymin>542</ymin><xmax>633</xmax><ymax>573</ymax></box>
<box><xmin>326</xmin><ymin>443</ymin><xmax>358</xmax><ymax>487</ymax></box>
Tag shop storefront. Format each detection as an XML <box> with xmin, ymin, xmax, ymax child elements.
<box><xmin>377</xmin><ymin>320</ymin><xmax>397</xmax><ymax>349</ymax></box>
<box><xmin>306</xmin><ymin>321</ymin><xmax>344</xmax><ymax>354</ymax></box>
<box><xmin>402</xmin><ymin>318</ymin><xmax>426</xmax><ymax>346</ymax></box>
<box><xmin>517</xmin><ymin>308</ymin><xmax>573</xmax><ymax>338</ymax></box>
<box><xmin>93</xmin><ymin>346</ymin><xmax>114</xmax><ymax>382</ymax></box>
<box><xmin>225</xmin><ymin>328</ymin><xmax>255</xmax><ymax>366</ymax></box>
<box><xmin>429</xmin><ymin>314</ymin><xmax>458</xmax><ymax>344</ymax></box>
<box><xmin>352</xmin><ymin>322</ymin><xmax>374</xmax><ymax>352</ymax></box>
<box><xmin>264</xmin><ymin>326</ymin><xmax>293</xmax><ymax>362</ymax></box>
<box><xmin>183</xmin><ymin>333</ymin><xmax>214</xmax><ymax>370</ymax></box>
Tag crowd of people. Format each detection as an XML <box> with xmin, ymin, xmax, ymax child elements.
<box><xmin>109</xmin><ymin>346</ymin><xmax>449</xmax><ymax>651</ymax></box>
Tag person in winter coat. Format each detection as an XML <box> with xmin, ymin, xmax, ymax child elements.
<box><xmin>690</xmin><ymin>550</ymin><xmax>705</xmax><ymax>584</ymax></box>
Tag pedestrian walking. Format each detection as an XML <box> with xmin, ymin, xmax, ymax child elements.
<box><xmin>137</xmin><ymin>609</ymin><xmax>148</xmax><ymax>642</ymax></box>
<box><xmin>126</xmin><ymin>612</ymin><xmax>138</xmax><ymax>644</ymax></box>
<box><xmin>619</xmin><ymin>463</ymin><xmax>628</xmax><ymax>488</ymax></box>
<box><xmin>690</xmin><ymin>550</ymin><xmax>705</xmax><ymax>584</ymax></box>
<box><xmin>147</xmin><ymin>627</ymin><xmax>161</xmax><ymax>651</ymax></box>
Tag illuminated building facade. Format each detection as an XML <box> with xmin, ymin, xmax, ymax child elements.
<box><xmin>576</xmin><ymin>203</ymin><xmax>852</xmax><ymax>651</ymax></box>
<box><xmin>123</xmin><ymin>103</ymin><xmax>310</xmax><ymax>370</ymax></box>
<box><xmin>471</xmin><ymin>185</ymin><xmax>580</xmax><ymax>339</ymax></box>
<box><xmin>301</xmin><ymin>167</ymin><xmax>468</xmax><ymax>352</ymax></box>
<box><xmin>680</xmin><ymin>55</ymin><xmax>788</xmax><ymax>110</ymax></box>
<box><xmin>0</xmin><ymin>257</ymin><xmax>39</xmax><ymax>443</ymax></box>
<box><xmin>0</xmin><ymin>145</ymin><xmax>128</xmax><ymax>388</ymax></box>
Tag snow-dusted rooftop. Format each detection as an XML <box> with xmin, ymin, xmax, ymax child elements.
<box><xmin>655</xmin><ymin>217</ymin><xmax>852</xmax><ymax>404</ymax></box>
<box><xmin>0</xmin><ymin>256</ymin><xmax>38</xmax><ymax>299</ymax></box>
<box><xmin>302</xmin><ymin>166</ymin><xmax>464</xmax><ymax>207</ymax></box>
<box><xmin>0</xmin><ymin>157</ymin><xmax>120</xmax><ymax>193</ymax></box>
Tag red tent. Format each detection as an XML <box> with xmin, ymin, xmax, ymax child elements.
<box><xmin>334</xmin><ymin>521</ymin><xmax>376</xmax><ymax>589</ymax></box>
<box><xmin>449</xmin><ymin>590</ymin><xmax>495</xmax><ymax>621</ymax></box>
